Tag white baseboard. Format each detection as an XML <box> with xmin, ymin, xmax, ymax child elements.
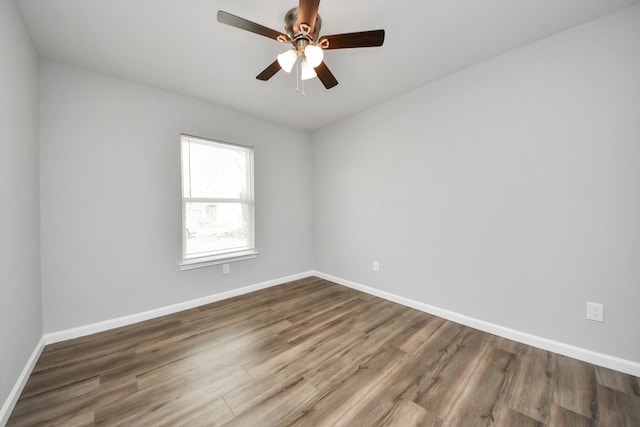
<box><xmin>0</xmin><ymin>336</ymin><xmax>46</xmax><ymax>426</ymax></box>
<box><xmin>312</xmin><ymin>271</ymin><xmax>640</xmax><ymax>377</ymax></box>
<box><xmin>45</xmin><ymin>271</ymin><xmax>314</xmax><ymax>345</ymax></box>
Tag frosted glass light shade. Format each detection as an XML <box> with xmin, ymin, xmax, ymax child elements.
<box><xmin>300</xmin><ymin>59</ymin><xmax>317</xmax><ymax>80</ymax></box>
<box><xmin>277</xmin><ymin>49</ymin><xmax>297</xmax><ymax>73</ymax></box>
<box><xmin>304</xmin><ymin>45</ymin><xmax>324</xmax><ymax>68</ymax></box>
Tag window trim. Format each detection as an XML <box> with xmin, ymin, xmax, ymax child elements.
<box><xmin>179</xmin><ymin>134</ymin><xmax>257</xmax><ymax>270</ymax></box>
<box><xmin>179</xmin><ymin>249</ymin><xmax>258</xmax><ymax>271</ymax></box>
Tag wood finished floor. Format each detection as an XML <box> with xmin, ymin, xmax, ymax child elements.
<box><xmin>8</xmin><ymin>277</ymin><xmax>640</xmax><ymax>426</ymax></box>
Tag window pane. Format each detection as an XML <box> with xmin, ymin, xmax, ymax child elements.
<box><xmin>180</xmin><ymin>135</ymin><xmax>255</xmax><ymax>263</ymax></box>
<box><xmin>186</xmin><ymin>141</ymin><xmax>248</xmax><ymax>199</ymax></box>
<box><xmin>184</xmin><ymin>202</ymin><xmax>251</xmax><ymax>257</ymax></box>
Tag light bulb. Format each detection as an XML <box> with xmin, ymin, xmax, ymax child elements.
<box><xmin>304</xmin><ymin>44</ymin><xmax>324</xmax><ymax>68</ymax></box>
<box><xmin>277</xmin><ymin>49</ymin><xmax>297</xmax><ymax>73</ymax></box>
<box><xmin>300</xmin><ymin>59</ymin><xmax>317</xmax><ymax>80</ymax></box>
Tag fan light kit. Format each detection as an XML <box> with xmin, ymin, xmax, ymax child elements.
<box><xmin>217</xmin><ymin>0</ymin><xmax>385</xmax><ymax>93</ymax></box>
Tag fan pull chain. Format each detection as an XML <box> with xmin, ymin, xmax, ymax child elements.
<box><xmin>295</xmin><ymin>58</ymin><xmax>306</xmax><ymax>96</ymax></box>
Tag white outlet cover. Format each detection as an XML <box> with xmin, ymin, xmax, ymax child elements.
<box><xmin>586</xmin><ymin>302</ymin><xmax>604</xmax><ymax>322</ymax></box>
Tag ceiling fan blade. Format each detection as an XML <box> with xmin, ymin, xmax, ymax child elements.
<box><xmin>217</xmin><ymin>10</ymin><xmax>287</xmax><ymax>42</ymax></box>
<box><xmin>320</xmin><ymin>29</ymin><xmax>385</xmax><ymax>50</ymax></box>
<box><xmin>298</xmin><ymin>0</ymin><xmax>321</xmax><ymax>33</ymax></box>
<box><xmin>315</xmin><ymin>62</ymin><xmax>338</xmax><ymax>89</ymax></box>
<box><xmin>256</xmin><ymin>60</ymin><xmax>282</xmax><ymax>81</ymax></box>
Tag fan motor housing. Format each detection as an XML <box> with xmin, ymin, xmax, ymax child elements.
<box><xmin>284</xmin><ymin>7</ymin><xmax>322</xmax><ymax>43</ymax></box>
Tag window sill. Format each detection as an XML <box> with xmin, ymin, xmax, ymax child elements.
<box><xmin>179</xmin><ymin>250</ymin><xmax>259</xmax><ymax>271</ymax></box>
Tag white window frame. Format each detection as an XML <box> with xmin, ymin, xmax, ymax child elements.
<box><xmin>179</xmin><ymin>134</ymin><xmax>257</xmax><ymax>271</ymax></box>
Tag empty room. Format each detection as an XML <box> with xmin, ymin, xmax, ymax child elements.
<box><xmin>1</xmin><ymin>0</ymin><xmax>639</xmax><ymax>425</ymax></box>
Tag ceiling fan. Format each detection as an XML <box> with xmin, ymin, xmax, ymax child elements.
<box><xmin>217</xmin><ymin>0</ymin><xmax>385</xmax><ymax>90</ymax></box>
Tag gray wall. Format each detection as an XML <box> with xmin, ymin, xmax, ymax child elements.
<box><xmin>39</xmin><ymin>61</ymin><xmax>314</xmax><ymax>333</ymax></box>
<box><xmin>313</xmin><ymin>6</ymin><xmax>640</xmax><ymax>362</ymax></box>
<box><xmin>0</xmin><ymin>0</ymin><xmax>43</xmax><ymax>410</ymax></box>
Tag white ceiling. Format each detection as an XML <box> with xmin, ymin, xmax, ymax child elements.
<box><xmin>16</xmin><ymin>0</ymin><xmax>640</xmax><ymax>131</ymax></box>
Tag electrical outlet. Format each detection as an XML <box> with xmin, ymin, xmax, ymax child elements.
<box><xmin>223</xmin><ymin>263</ymin><xmax>230</xmax><ymax>275</ymax></box>
<box><xmin>586</xmin><ymin>302</ymin><xmax>603</xmax><ymax>322</ymax></box>
<box><xmin>373</xmin><ymin>261</ymin><xmax>380</xmax><ymax>272</ymax></box>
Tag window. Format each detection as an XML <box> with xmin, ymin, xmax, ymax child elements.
<box><xmin>179</xmin><ymin>135</ymin><xmax>256</xmax><ymax>270</ymax></box>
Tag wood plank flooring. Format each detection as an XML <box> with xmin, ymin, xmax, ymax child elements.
<box><xmin>8</xmin><ymin>277</ymin><xmax>640</xmax><ymax>426</ymax></box>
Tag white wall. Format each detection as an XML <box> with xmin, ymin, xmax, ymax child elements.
<box><xmin>313</xmin><ymin>5</ymin><xmax>640</xmax><ymax>363</ymax></box>
<box><xmin>39</xmin><ymin>61</ymin><xmax>313</xmax><ymax>333</ymax></box>
<box><xmin>0</xmin><ymin>0</ymin><xmax>42</xmax><ymax>411</ymax></box>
